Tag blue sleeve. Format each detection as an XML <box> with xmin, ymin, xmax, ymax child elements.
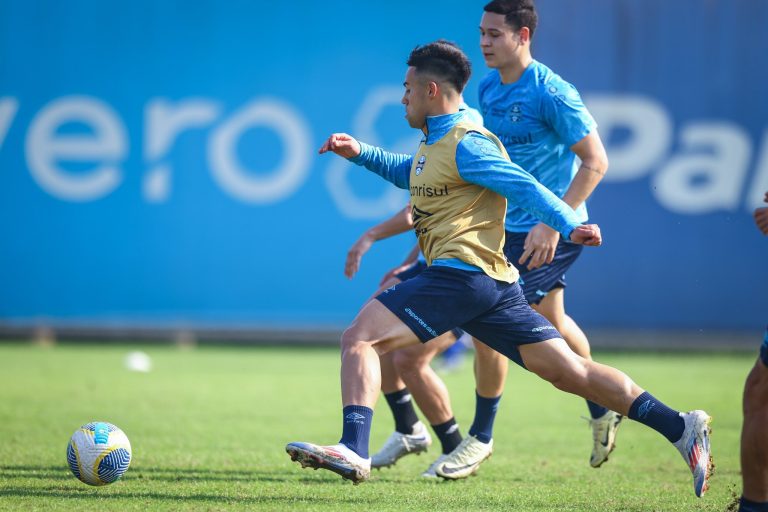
<box><xmin>455</xmin><ymin>132</ymin><xmax>582</xmax><ymax>239</ymax></box>
<box><xmin>539</xmin><ymin>76</ymin><xmax>596</xmax><ymax>148</ymax></box>
<box><xmin>348</xmin><ymin>141</ymin><xmax>411</xmax><ymax>189</ymax></box>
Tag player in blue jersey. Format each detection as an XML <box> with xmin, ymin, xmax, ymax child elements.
<box><xmin>434</xmin><ymin>0</ymin><xmax>618</xmax><ymax>478</ymax></box>
<box><xmin>286</xmin><ymin>40</ymin><xmax>713</xmax><ymax>497</ymax></box>
<box><xmin>739</xmin><ymin>192</ymin><xmax>768</xmax><ymax>512</ymax></box>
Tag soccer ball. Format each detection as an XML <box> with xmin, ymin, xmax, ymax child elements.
<box><xmin>67</xmin><ymin>422</ymin><xmax>132</xmax><ymax>486</ymax></box>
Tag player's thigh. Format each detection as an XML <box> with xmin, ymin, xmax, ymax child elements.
<box><xmin>518</xmin><ymin>337</ymin><xmax>587</xmax><ymax>383</ymax></box>
<box><xmin>343</xmin><ymin>299</ymin><xmax>421</xmax><ymax>355</ymax></box>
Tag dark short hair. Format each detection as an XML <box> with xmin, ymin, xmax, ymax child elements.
<box><xmin>406</xmin><ymin>40</ymin><xmax>472</xmax><ymax>94</ymax></box>
<box><xmin>484</xmin><ymin>0</ymin><xmax>538</xmax><ymax>38</ymax></box>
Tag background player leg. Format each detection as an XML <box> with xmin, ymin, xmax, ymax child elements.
<box><xmin>533</xmin><ymin>288</ymin><xmax>622</xmax><ymax>467</ymax></box>
<box><xmin>372</xmin><ymin>332</ymin><xmax>462</xmax><ymax>474</ymax></box>
<box><xmin>436</xmin><ymin>339</ymin><xmax>508</xmax><ymax>479</ymax></box>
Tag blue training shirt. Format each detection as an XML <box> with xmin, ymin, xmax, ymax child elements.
<box><xmin>348</xmin><ymin>110</ymin><xmax>583</xmax><ymax>271</ymax></box>
<box><xmin>478</xmin><ymin>60</ymin><xmax>596</xmax><ymax>232</ymax></box>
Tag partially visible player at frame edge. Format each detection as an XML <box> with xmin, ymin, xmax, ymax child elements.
<box><xmin>739</xmin><ymin>191</ymin><xmax>768</xmax><ymax>512</ymax></box>
<box><xmin>342</xmin><ymin>0</ymin><xmax>621</xmax><ymax>481</ymax></box>
<box><xmin>286</xmin><ymin>40</ymin><xmax>713</xmax><ymax>497</ymax></box>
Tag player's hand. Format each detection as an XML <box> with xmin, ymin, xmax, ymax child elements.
<box><xmin>569</xmin><ymin>224</ymin><xmax>602</xmax><ymax>246</ymax></box>
<box><xmin>519</xmin><ymin>223</ymin><xmax>559</xmax><ymax>270</ymax></box>
<box><xmin>379</xmin><ymin>262</ymin><xmax>414</xmax><ymax>287</ymax></box>
<box><xmin>345</xmin><ymin>233</ymin><xmax>375</xmax><ymax>279</ymax></box>
<box><xmin>755</xmin><ymin>205</ymin><xmax>768</xmax><ymax>235</ymax></box>
<box><xmin>318</xmin><ymin>133</ymin><xmax>362</xmax><ymax>159</ymax></box>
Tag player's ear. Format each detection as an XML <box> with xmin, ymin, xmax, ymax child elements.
<box><xmin>519</xmin><ymin>26</ymin><xmax>531</xmax><ymax>44</ymax></box>
<box><xmin>428</xmin><ymin>81</ymin><xmax>439</xmax><ymax>98</ymax></box>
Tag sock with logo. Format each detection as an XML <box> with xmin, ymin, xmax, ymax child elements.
<box><xmin>432</xmin><ymin>418</ymin><xmax>462</xmax><ymax>454</ymax></box>
<box><xmin>739</xmin><ymin>496</ymin><xmax>768</xmax><ymax>512</ymax></box>
<box><xmin>627</xmin><ymin>391</ymin><xmax>685</xmax><ymax>443</ymax></box>
<box><xmin>468</xmin><ymin>392</ymin><xmax>501</xmax><ymax>444</ymax></box>
<box><xmin>586</xmin><ymin>400</ymin><xmax>609</xmax><ymax>419</ymax></box>
<box><xmin>339</xmin><ymin>405</ymin><xmax>373</xmax><ymax>458</ymax></box>
<box><xmin>384</xmin><ymin>388</ymin><xmax>419</xmax><ymax>435</ymax></box>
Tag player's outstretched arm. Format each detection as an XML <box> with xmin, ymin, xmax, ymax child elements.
<box><xmin>318</xmin><ymin>133</ymin><xmax>362</xmax><ymax>159</ymax></box>
<box><xmin>345</xmin><ymin>205</ymin><xmax>414</xmax><ymax>279</ymax></box>
<box><xmin>319</xmin><ymin>133</ymin><xmax>412</xmax><ymax>189</ymax></box>
<box><xmin>755</xmin><ymin>191</ymin><xmax>768</xmax><ymax>236</ymax></box>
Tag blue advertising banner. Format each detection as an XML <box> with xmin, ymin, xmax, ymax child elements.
<box><xmin>0</xmin><ymin>1</ymin><xmax>766</xmax><ymax>330</ymax></box>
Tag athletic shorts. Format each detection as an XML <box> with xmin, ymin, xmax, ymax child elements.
<box><xmin>504</xmin><ymin>231</ymin><xmax>584</xmax><ymax>305</ymax></box>
<box><xmin>760</xmin><ymin>327</ymin><xmax>768</xmax><ymax>367</ymax></box>
<box><xmin>376</xmin><ymin>265</ymin><xmax>561</xmax><ymax>368</ymax></box>
<box><xmin>392</xmin><ymin>260</ymin><xmax>463</xmax><ymax>340</ymax></box>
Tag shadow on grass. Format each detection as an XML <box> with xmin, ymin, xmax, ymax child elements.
<box><xmin>0</xmin><ymin>487</ymin><xmax>373</xmax><ymax>505</ymax></box>
<box><xmin>0</xmin><ymin>465</ymin><xmax>314</xmax><ymax>484</ymax></box>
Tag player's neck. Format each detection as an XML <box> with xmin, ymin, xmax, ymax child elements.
<box><xmin>498</xmin><ymin>54</ymin><xmax>533</xmax><ymax>85</ymax></box>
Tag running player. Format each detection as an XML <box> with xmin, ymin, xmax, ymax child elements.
<box><xmin>739</xmin><ymin>191</ymin><xmax>768</xmax><ymax>512</ymax></box>
<box><xmin>286</xmin><ymin>40</ymin><xmax>713</xmax><ymax>497</ymax></box>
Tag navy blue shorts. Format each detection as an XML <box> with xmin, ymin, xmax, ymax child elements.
<box><xmin>760</xmin><ymin>327</ymin><xmax>768</xmax><ymax>367</ymax></box>
<box><xmin>392</xmin><ymin>260</ymin><xmax>463</xmax><ymax>340</ymax></box>
<box><xmin>376</xmin><ymin>265</ymin><xmax>561</xmax><ymax>368</ymax></box>
<box><xmin>394</xmin><ymin>260</ymin><xmax>428</xmax><ymax>282</ymax></box>
<box><xmin>504</xmin><ymin>231</ymin><xmax>584</xmax><ymax>305</ymax></box>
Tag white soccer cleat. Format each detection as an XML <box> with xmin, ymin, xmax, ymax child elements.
<box><xmin>286</xmin><ymin>442</ymin><xmax>371</xmax><ymax>484</ymax></box>
<box><xmin>435</xmin><ymin>435</ymin><xmax>493</xmax><ymax>480</ymax></box>
<box><xmin>421</xmin><ymin>453</ymin><xmax>450</xmax><ymax>479</ymax></box>
<box><xmin>673</xmin><ymin>410</ymin><xmax>714</xmax><ymax>497</ymax></box>
<box><xmin>371</xmin><ymin>421</ymin><xmax>432</xmax><ymax>469</ymax></box>
<box><xmin>589</xmin><ymin>410</ymin><xmax>623</xmax><ymax>468</ymax></box>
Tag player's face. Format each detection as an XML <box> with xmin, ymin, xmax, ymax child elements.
<box><xmin>480</xmin><ymin>12</ymin><xmax>524</xmax><ymax>69</ymax></box>
<box><xmin>402</xmin><ymin>66</ymin><xmax>429</xmax><ymax>129</ymax></box>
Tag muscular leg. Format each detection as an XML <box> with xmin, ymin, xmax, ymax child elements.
<box><xmin>519</xmin><ymin>338</ymin><xmax>640</xmax><ymax>414</ymax></box>
<box><xmin>741</xmin><ymin>359</ymin><xmax>768</xmax><ymax>504</ymax></box>
<box><xmin>340</xmin><ymin>299</ymin><xmax>421</xmax><ymax>408</ymax></box>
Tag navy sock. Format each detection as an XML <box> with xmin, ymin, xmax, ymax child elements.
<box><xmin>432</xmin><ymin>418</ymin><xmax>462</xmax><ymax>454</ymax></box>
<box><xmin>468</xmin><ymin>392</ymin><xmax>501</xmax><ymax>444</ymax></box>
<box><xmin>740</xmin><ymin>496</ymin><xmax>768</xmax><ymax>512</ymax></box>
<box><xmin>628</xmin><ymin>391</ymin><xmax>685</xmax><ymax>443</ymax></box>
<box><xmin>339</xmin><ymin>405</ymin><xmax>373</xmax><ymax>458</ymax></box>
<box><xmin>384</xmin><ymin>388</ymin><xmax>419</xmax><ymax>435</ymax></box>
<box><xmin>587</xmin><ymin>400</ymin><xmax>609</xmax><ymax>419</ymax></box>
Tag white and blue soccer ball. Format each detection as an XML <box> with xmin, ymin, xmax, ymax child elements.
<box><xmin>67</xmin><ymin>422</ymin><xmax>132</xmax><ymax>486</ymax></box>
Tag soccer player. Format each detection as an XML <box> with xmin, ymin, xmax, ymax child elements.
<box><xmin>286</xmin><ymin>40</ymin><xmax>712</xmax><ymax>498</ymax></box>
<box><xmin>739</xmin><ymin>191</ymin><xmax>768</xmax><ymax>512</ymax></box>
<box><xmin>435</xmin><ymin>0</ymin><xmax>618</xmax><ymax>478</ymax></box>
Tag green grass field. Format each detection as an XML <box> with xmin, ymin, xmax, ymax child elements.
<box><xmin>0</xmin><ymin>343</ymin><xmax>754</xmax><ymax>511</ymax></box>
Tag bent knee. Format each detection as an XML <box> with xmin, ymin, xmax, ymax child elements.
<box><xmin>392</xmin><ymin>347</ymin><xmax>431</xmax><ymax>374</ymax></box>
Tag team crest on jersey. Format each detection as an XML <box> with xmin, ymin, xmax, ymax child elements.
<box><xmin>415</xmin><ymin>155</ymin><xmax>426</xmax><ymax>175</ymax></box>
<box><xmin>509</xmin><ymin>103</ymin><xmax>522</xmax><ymax>123</ymax></box>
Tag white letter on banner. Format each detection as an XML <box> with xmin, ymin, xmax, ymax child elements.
<box><xmin>207</xmin><ymin>99</ymin><xmax>310</xmax><ymax>204</ymax></box>
<box><xmin>585</xmin><ymin>95</ymin><xmax>672</xmax><ymax>182</ymax></box>
<box><xmin>25</xmin><ymin>96</ymin><xmax>126</xmax><ymax>201</ymax></box>
<box><xmin>0</xmin><ymin>97</ymin><xmax>19</xmax><ymax>150</ymax></box>
<box><xmin>747</xmin><ymin>129</ymin><xmax>768</xmax><ymax>210</ymax></box>
<box><xmin>144</xmin><ymin>98</ymin><xmax>220</xmax><ymax>202</ymax></box>
<box><xmin>652</xmin><ymin>122</ymin><xmax>751</xmax><ymax>214</ymax></box>
<box><xmin>325</xmin><ymin>86</ymin><xmax>412</xmax><ymax>219</ymax></box>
